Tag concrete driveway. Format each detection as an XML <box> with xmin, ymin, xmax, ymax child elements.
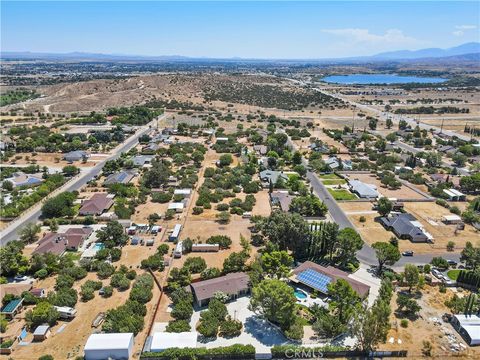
<box><xmin>190</xmin><ymin>296</ymin><xmax>290</xmax><ymax>354</ymax></box>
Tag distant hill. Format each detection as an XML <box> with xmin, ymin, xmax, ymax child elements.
<box><xmin>2</xmin><ymin>42</ymin><xmax>479</xmax><ymax>62</ymax></box>
<box><xmin>370</xmin><ymin>42</ymin><xmax>480</xmax><ymax>60</ymax></box>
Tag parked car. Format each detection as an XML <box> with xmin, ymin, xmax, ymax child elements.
<box><xmin>431</xmin><ymin>269</ymin><xmax>443</xmax><ymax>279</ymax></box>
<box><xmin>447</xmin><ymin>260</ymin><xmax>457</xmax><ymax>267</ymax></box>
<box><xmin>402</xmin><ymin>251</ymin><xmax>414</xmax><ymax>257</ymax></box>
<box><xmin>14</xmin><ymin>275</ymin><xmax>28</xmax><ymax>282</ymax></box>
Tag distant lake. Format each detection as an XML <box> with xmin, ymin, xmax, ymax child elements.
<box><xmin>322</xmin><ymin>74</ymin><xmax>448</xmax><ymax>85</ymax></box>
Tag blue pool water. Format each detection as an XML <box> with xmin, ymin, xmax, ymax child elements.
<box><xmin>294</xmin><ymin>289</ymin><xmax>308</xmax><ymax>300</ymax></box>
<box><xmin>322</xmin><ymin>74</ymin><xmax>448</xmax><ymax>85</ymax></box>
<box><xmin>93</xmin><ymin>243</ymin><xmax>105</xmax><ymax>251</ymax></box>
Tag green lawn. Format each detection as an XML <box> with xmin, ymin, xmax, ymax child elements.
<box><xmin>327</xmin><ymin>188</ymin><xmax>357</xmax><ymax>201</ymax></box>
<box><xmin>319</xmin><ymin>173</ymin><xmax>342</xmax><ymax>180</ymax></box>
<box><xmin>447</xmin><ymin>269</ymin><xmax>460</xmax><ymax>281</ymax></box>
<box><xmin>322</xmin><ymin>179</ymin><xmax>347</xmax><ymax>185</ymax></box>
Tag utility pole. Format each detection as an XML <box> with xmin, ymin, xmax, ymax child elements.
<box><xmin>351</xmin><ymin>105</ymin><xmax>356</xmax><ymax>133</ymax></box>
<box><xmin>440</xmin><ymin>118</ymin><xmax>444</xmax><ymax>134</ymax></box>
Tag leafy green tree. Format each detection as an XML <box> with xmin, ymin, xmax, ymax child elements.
<box><xmin>328</xmin><ymin>279</ymin><xmax>361</xmax><ymax>325</ymax></box>
<box><xmin>335</xmin><ymin>228</ymin><xmax>363</xmax><ymax>268</ymax></box>
<box><xmin>396</xmin><ymin>294</ymin><xmax>421</xmax><ymax>317</ymax></box>
<box><xmin>201</xmin><ymin>267</ymin><xmax>222</xmax><ymax>280</ymax></box>
<box><xmin>353</xmin><ymin>299</ymin><xmax>391</xmax><ymax>351</ymax></box>
<box><xmin>20</xmin><ymin>223</ymin><xmax>41</xmax><ymax>244</ymax></box>
<box><xmin>219</xmin><ymin>316</ymin><xmax>242</xmax><ymax>338</ymax></box>
<box><xmin>312</xmin><ymin>308</ymin><xmax>347</xmax><ymax>338</ymax></box>
<box><xmin>168</xmin><ymin>267</ymin><xmax>192</xmax><ymax>291</ymax></box>
<box><xmin>222</xmin><ymin>251</ymin><xmax>248</xmax><ymax>274</ymax></box>
<box><xmin>219</xmin><ymin>154</ymin><xmax>233</xmax><ymax>167</ymax></box>
<box><xmin>171</xmin><ymin>300</ymin><xmax>193</xmax><ymax>320</ymax></box>
<box><xmin>25</xmin><ymin>302</ymin><xmax>59</xmax><ymax>330</ymax></box>
<box><xmin>377</xmin><ymin>197</ymin><xmax>393</xmax><ymax>217</ymax></box>
<box><xmin>372</xmin><ymin>242</ymin><xmax>401</xmax><ymax>273</ymax></box>
<box><xmin>166</xmin><ymin>320</ymin><xmax>191</xmax><ymax>333</ymax></box>
<box><xmin>403</xmin><ymin>264</ymin><xmax>420</xmax><ymax>292</ymax></box>
<box><xmin>41</xmin><ymin>192</ymin><xmax>77</xmax><ymax>218</ymax></box>
<box><xmin>260</xmin><ymin>251</ymin><xmax>293</xmax><ymax>279</ymax></box>
<box><xmin>96</xmin><ymin>220</ymin><xmax>128</xmax><ymax>248</ymax></box>
<box><xmin>249</xmin><ymin>279</ymin><xmax>296</xmax><ymax>330</ymax></box>
<box><xmin>197</xmin><ymin>310</ymin><xmax>219</xmax><ymax>338</ymax></box>
<box><xmin>184</xmin><ymin>257</ymin><xmax>207</xmax><ymax>273</ymax></box>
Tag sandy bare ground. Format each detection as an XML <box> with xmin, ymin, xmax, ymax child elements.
<box><xmin>340</xmin><ymin>201</ymin><xmax>480</xmax><ymax>255</ymax></box>
<box><xmin>379</xmin><ymin>285</ymin><xmax>480</xmax><ymax>358</ymax></box>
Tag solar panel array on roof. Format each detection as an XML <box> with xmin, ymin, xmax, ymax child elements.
<box><xmin>296</xmin><ymin>269</ymin><xmax>332</xmax><ymax>293</ymax></box>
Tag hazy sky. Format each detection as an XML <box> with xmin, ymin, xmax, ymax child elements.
<box><xmin>2</xmin><ymin>1</ymin><xmax>479</xmax><ymax>58</ymax></box>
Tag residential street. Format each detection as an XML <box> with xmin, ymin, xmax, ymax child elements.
<box><xmin>0</xmin><ymin>114</ymin><xmax>167</xmax><ymax>246</ymax></box>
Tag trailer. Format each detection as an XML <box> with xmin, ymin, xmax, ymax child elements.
<box><xmin>54</xmin><ymin>306</ymin><xmax>77</xmax><ymax>319</ymax></box>
<box><xmin>174</xmin><ymin>241</ymin><xmax>183</xmax><ymax>258</ymax></box>
<box><xmin>169</xmin><ymin>224</ymin><xmax>182</xmax><ymax>242</ymax></box>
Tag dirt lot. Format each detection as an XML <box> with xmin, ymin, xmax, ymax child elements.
<box><xmin>340</xmin><ymin>201</ymin><xmax>480</xmax><ymax>254</ymax></box>
<box><xmin>6</xmin><ymin>152</ymin><xmax>106</xmax><ymax>168</ymax></box>
<box><xmin>344</xmin><ymin>172</ymin><xmax>429</xmax><ymax>200</ymax></box>
<box><xmin>379</xmin><ymin>285</ymin><xmax>480</xmax><ymax>358</ymax></box>
<box><xmin>7</xmin><ymin>271</ymin><xmax>161</xmax><ymax>360</ymax></box>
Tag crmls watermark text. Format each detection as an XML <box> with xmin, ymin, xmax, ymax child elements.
<box><xmin>285</xmin><ymin>349</ymin><xmax>324</xmax><ymax>359</ymax></box>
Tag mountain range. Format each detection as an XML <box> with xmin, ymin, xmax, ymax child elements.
<box><xmin>2</xmin><ymin>42</ymin><xmax>479</xmax><ymax>63</ymax></box>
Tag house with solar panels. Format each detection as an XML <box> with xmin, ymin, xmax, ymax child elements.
<box><xmin>103</xmin><ymin>170</ymin><xmax>137</xmax><ymax>186</ymax></box>
<box><xmin>290</xmin><ymin>261</ymin><xmax>370</xmax><ymax>298</ymax></box>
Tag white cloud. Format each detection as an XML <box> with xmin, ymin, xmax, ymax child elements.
<box><xmin>455</xmin><ymin>25</ymin><xmax>477</xmax><ymax>30</ymax></box>
<box><xmin>321</xmin><ymin>28</ymin><xmax>420</xmax><ymax>46</ymax></box>
<box><xmin>452</xmin><ymin>25</ymin><xmax>477</xmax><ymax>36</ymax></box>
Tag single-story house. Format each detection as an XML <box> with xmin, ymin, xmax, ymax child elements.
<box><xmin>191</xmin><ymin>244</ymin><xmax>219</xmax><ymax>252</ymax></box>
<box><xmin>64</xmin><ymin>150</ymin><xmax>89</xmax><ymax>163</ymax></box>
<box><xmin>442</xmin><ymin>214</ymin><xmax>463</xmax><ymax>225</ymax></box>
<box><xmin>1</xmin><ymin>298</ymin><xmax>23</xmax><ymax>319</ymax></box>
<box><xmin>33</xmin><ymin>325</ymin><xmax>51</xmax><ymax>341</ymax></box>
<box><xmin>270</xmin><ymin>191</ymin><xmax>294</xmax><ymax>212</ymax></box>
<box><xmin>3</xmin><ymin>172</ymin><xmax>43</xmax><ymax>188</ymax></box>
<box><xmin>253</xmin><ymin>145</ymin><xmax>268</xmax><ymax>156</ymax></box>
<box><xmin>33</xmin><ymin>227</ymin><xmax>93</xmax><ymax>256</ymax></box>
<box><xmin>0</xmin><ymin>283</ymin><xmax>32</xmax><ymax>299</ymax></box>
<box><xmin>379</xmin><ymin>213</ymin><xmax>433</xmax><ymax>242</ymax></box>
<box><xmin>348</xmin><ymin>179</ymin><xmax>379</xmax><ymax>199</ymax></box>
<box><xmin>84</xmin><ymin>333</ymin><xmax>134</xmax><ymax>360</ymax></box>
<box><xmin>103</xmin><ymin>170</ymin><xmax>136</xmax><ymax>186</ymax></box>
<box><xmin>173</xmin><ymin>189</ymin><xmax>192</xmax><ymax>198</ymax></box>
<box><xmin>326</xmin><ymin>157</ymin><xmax>352</xmax><ymax>171</ymax></box>
<box><xmin>443</xmin><ymin>188</ymin><xmax>466</xmax><ymax>201</ymax></box>
<box><xmin>168</xmin><ymin>202</ymin><xmax>184</xmax><ymax>213</ymax></box>
<box><xmin>451</xmin><ymin>314</ymin><xmax>480</xmax><ymax>346</ymax></box>
<box><xmin>187</xmin><ymin>272</ymin><xmax>250</xmax><ymax>307</ymax></box>
<box><xmin>291</xmin><ymin>261</ymin><xmax>370</xmax><ymax>297</ymax></box>
<box><xmin>259</xmin><ymin>170</ymin><xmax>288</xmax><ymax>185</ymax></box>
<box><xmin>145</xmin><ymin>332</ymin><xmax>197</xmax><ymax>352</ymax></box>
<box><xmin>132</xmin><ymin>155</ymin><xmax>154</xmax><ymax>167</ymax></box>
<box><xmin>309</xmin><ymin>143</ymin><xmax>330</xmax><ymax>153</ymax></box>
<box><xmin>79</xmin><ymin>193</ymin><xmax>115</xmax><ymax>216</ymax></box>
<box><xmin>437</xmin><ymin>145</ymin><xmax>457</xmax><ymax>154</ymax></box>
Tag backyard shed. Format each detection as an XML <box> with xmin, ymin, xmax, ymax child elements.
<box><xmin>33</xmin><ymin>325</ymin><xmax>50</xmax><ymax>341</ymax></box>
<box><xmin>84</xmin><ymin>332</ymin><xmax>134</xmax><ymax>360</ymax></box>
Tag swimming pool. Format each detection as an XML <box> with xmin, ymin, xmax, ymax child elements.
<box><xmin>93</xmin><ymin>243</ymin><xmax>105</xmax><ymax>251</ymax></box>
<box><xmin>294</xmin><ymin>289</ymin><xmax>308</xmax><ymax>300</ymax></box>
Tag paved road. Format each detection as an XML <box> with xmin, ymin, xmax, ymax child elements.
<box><xmin>289</xmin><ymin>78</ymin><xmax>474</xmax><ymax>142</ymax></box>
<box><xmin>283</xmin><ymin>131</ymin><xmax>463</xmax><ymax>268</ymax></box>
<box><xmin>394</xmin><ymin>140</ymin><xmax>470</xmax><ymax>176</ymax></box>
<box><xmin>0</xmin><ymin>114</ymin><xmax>166</xmax><ymax>246</ymax></box>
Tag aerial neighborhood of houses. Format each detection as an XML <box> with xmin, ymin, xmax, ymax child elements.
<box><xmin>1</xmin><ymin>71</ymin><xmax>480</xmax><ymax>360</ymax></box>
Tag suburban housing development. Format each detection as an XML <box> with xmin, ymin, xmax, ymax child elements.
<box><xmin>1</xmin><ymin>2</ymin><xmax>480</xmax><ymax>360</ymax></box>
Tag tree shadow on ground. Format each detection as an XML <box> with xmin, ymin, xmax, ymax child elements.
<box><xmin>243</xmin><ymin>315</ymin><xmax>288</xmax><ymax>346</ymax></box>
